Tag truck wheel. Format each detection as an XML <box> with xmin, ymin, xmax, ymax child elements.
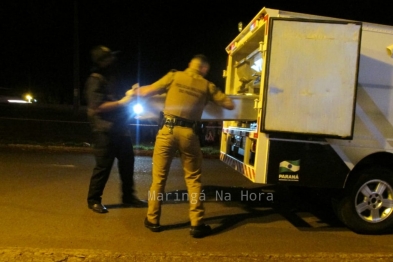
<box><xmin>337</xmin><ymin>167</ymin><xmax>393</xmax><ymax>234</ymax></box>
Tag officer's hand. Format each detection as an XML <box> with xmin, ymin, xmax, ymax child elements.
<box><xmin>125</xmin><ymin>88</ymin><xmax>134</xmax><ymax>97</ymax></box>
<box><xmin>125</xmin><ymin>83</ymin><xmax>139</xmax><ymax>97</ymax></box>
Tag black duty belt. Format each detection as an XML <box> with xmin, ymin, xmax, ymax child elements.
<box><xmin>164</xmin><ymin>117</ymin><xmax>195</xmax><ymax>128</ymax></box>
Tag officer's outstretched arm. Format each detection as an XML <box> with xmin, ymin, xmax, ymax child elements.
<box><xmin>133</xmin><ymin>85</ymin><xmax>162</xmax><ymax>98</ymax></box>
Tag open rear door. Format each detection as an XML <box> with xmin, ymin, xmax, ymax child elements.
<box><xmin>261</xmin><ymin>18</ymin><xmax>362</xmax><ymax>138</ymax></box>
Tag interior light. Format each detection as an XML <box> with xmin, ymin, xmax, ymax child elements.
<box><xmin>251</xmin><ymin>57</ymin><xmax>263</xmax><ymax>72</ymax></box>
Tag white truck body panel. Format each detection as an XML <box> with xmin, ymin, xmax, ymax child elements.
<box><xmin>328</xmin><ymin>25</ymin><xmax>393</xmax><ymax>167</ymax></box>
<box><xmin>263</xmin><ymin>19</ymin><xmax>360</xmax><ymax>137</ymax></box>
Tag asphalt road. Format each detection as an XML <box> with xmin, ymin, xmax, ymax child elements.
<box><xmin>1</xmin><ymin>146</ymin><xmax>393</xmax><ymax>261</ymax></box>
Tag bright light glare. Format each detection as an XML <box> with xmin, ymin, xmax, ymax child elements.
<box><xmin>8</xmin><ymin>100</ymin><xmax>28</xmax><ymax>103</ymax></box>
<box><xmin>133</xmin><ymin>103</ymin><xmax>143</xmax><ymax>114</ymax></box>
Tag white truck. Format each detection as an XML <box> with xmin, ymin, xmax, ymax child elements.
<box><xmin>216</xmin><ymin>7</ymin><xmax>393</xmax><ymax>234</ymax></box>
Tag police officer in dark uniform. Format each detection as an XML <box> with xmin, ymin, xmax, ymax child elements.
<box><xmin>133</xmin><ymin>55</ymin><xmax>235</xmax><ymax>237</ymax></box>
<box><xmin>85</xmin><ymin>45</ymin><xmax>146</xmax><ymax>213</ymax></box>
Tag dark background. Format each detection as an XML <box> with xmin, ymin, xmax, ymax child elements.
<box><xmin>1</xmin><ymin>0</ymin><xmax>392</xmax><ymax>105</ymax></box>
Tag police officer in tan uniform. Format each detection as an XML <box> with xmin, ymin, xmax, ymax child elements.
<box><xmin>133</xmin><ymin>55</ymin><xmax>235</xmax><ymax>238</ymax></box>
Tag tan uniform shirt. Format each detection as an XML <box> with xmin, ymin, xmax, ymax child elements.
<box><xmin>150</xmin><ymin>68</ymin><xmax>228</xmax><ymax>121</ymax></box>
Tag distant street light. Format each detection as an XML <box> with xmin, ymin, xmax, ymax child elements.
<box><xmin>26</xmin><ymin>94</ymin><xmax>32</xmax><ymax>103</ymax></box>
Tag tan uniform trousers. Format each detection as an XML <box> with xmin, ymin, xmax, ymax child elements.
<box><xmin>147</xmin><ymin>125</ymin><xmax>204</xmax><ymax>227</ymax></box>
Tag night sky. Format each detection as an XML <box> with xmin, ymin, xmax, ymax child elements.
<box><xmin>1</xmin><ymin>0</ymin><xmax>392</xmax><ymax>104</ymax></box>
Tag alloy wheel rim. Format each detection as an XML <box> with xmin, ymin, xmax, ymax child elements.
<box><xmin>355</xmin><ymin>179</ymin><xmax>393</xmax><ymax>223</ymax></box>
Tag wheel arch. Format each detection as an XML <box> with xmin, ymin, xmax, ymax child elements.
<box><xmin>344</xmin><ymin>151</ymin><xmax>393</xmax><ymax>189</ymax></box>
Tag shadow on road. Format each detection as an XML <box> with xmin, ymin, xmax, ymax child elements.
<box><xmin>126</xmin><ymin>185</ymin><xmax>348</xmax><ymax>235</ymax></box>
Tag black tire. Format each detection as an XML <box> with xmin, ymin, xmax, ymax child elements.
<box><xmin>336</xmin><ymin>167</ymin><xmax>393</xmax><ymax>234</ymax></box>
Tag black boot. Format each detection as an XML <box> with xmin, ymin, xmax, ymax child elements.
<box><xmin>190</xmin><ymin>224</ymin><xmax>212</xmax><ymax>238</ymax></box>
